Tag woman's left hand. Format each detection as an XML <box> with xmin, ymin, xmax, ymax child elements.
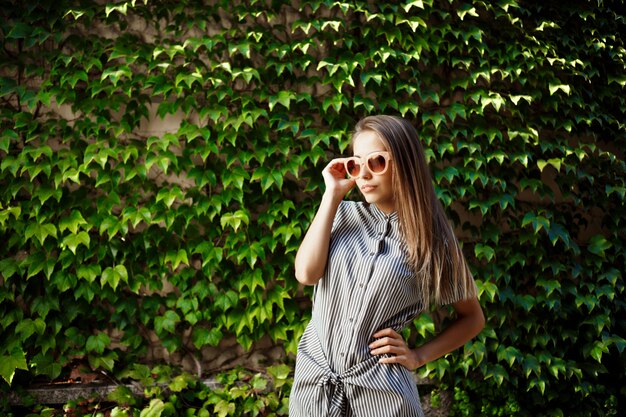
<box><xmin>369</xmin><ymin>328</ymin><xmax>424</xmax><ymax>371</ymax></box>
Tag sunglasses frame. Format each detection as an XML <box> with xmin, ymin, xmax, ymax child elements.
<box><xmin>344</xmin><ymin>151</ymin><xmax>392</xmax><ymax>178</ymax></box>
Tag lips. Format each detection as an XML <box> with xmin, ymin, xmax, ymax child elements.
<box><xmin>361</xmin><ymin>184</ymin><xmax>376</xmax><ymax>193</ymax></box>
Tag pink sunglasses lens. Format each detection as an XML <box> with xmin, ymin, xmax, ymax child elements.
<box><xmin>346</xmin><ymin>159</ymin><xmax>360</xmax><ymax>176</ymax></box>
<box><xmin>368</xmin><ymin>154</ymin><xmax>387</xmax><ymax>173</ymax></box>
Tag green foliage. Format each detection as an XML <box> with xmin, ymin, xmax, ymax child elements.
<box><xmin>1</xmin><ymin>0</ymin><xmax>624</xmax><ymax>415</ymax></box>
<box><xmin>117</xmin><ymin>366</ymin><xmax>291</xmax><ymax>417</ymax></box>
<box><xmin>10</xmin><ymin>366</ymin><xmax>292</xmax><ymax>417</ymax></box>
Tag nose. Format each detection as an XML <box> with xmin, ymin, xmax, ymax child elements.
<box><xmin>359</xmin><ymin>163</ymin><xmax>373</xmax><ymax>179</ymax></box>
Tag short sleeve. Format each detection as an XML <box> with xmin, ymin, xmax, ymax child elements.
<box><xmin>330</xmin><ymin>199</ymin><xmax>349</xmax><ymax>236</ymax></box>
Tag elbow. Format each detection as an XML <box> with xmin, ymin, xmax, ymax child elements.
<box><xmin>456</xmin><ymin>298</ymin><xmax>485</xmax><ymax>339</ymax></box>
<box><xmin>294</xmin><ymin>266</ymin><xmax>322</xmax><ymax>286</ymax></box>
<box><xmin>473</xmin><ymin>306</ymin><xmax>486</xmax><ymax>337</ymax></box>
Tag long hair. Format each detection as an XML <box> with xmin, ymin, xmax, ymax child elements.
<box><xmin>353</xmin><ymin>115</ymin><xmax>477</xmax><ymax>309</ymax></box>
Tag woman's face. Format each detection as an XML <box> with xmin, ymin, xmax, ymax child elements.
<box><xmin>352</xmin><ymin>130</ymin><xmax>395</xmax><ymax>213</ymax></box>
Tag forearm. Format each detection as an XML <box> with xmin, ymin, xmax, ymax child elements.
<box><xmin>294</xmin><ymin>192</ymin><xmax>343</xmax><ymax>285</ymax></box>
<box><xmin>414</xmin><ymin>299</ymin><xmax>485</xmax><ymax>366</ymax></box>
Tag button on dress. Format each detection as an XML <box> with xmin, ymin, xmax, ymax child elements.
<box><xmin>290</xmin><ymin>201</ymin><xmax>428</xmax><ymax>417</ymax></box>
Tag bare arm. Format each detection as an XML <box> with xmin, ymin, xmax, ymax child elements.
<box><xmin>411</xmin><ymin>297</ymin><xmax>485</xmax><ymax>366</ymax></box>
<box><xmin>294</xmin><ymin>159</ymin><xmax>355</xmax><ymax>285</ymax></box>
<box><xmin>370</xmin><ymin>297</ymin><xmax>485</xmax><ymax>370</ymax></box>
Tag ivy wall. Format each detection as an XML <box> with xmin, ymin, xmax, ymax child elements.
<box><xmin>1</xmin><ymin>0</ymin><xmax>624</xmax><ymax>415</ymax></box>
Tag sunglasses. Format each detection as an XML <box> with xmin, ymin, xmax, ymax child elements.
<box><xmin>344</xmin><ymin>151</ymin><xmax>392</xmax><ymax>178</ymax></box>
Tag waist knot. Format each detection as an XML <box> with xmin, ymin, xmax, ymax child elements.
<box><xmin>318</xmin><ymin>372</ymin><xmax>345</xmax><ymax>417</ymax></box>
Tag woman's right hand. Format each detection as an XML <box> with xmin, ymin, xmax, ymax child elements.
<box><xmin>322</xmin><ymin>158</ymin><xmax>356</xmax><ymax>199</ymax></box>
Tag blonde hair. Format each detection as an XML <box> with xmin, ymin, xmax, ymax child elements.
<box><xmin>353</xmin><ymin>115</ymin><xmax>477</xmax><ymax>309</ymax></box>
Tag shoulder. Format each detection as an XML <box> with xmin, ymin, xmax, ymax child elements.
<box><xmin>338</xmin><ymin>199</ymin><xmax>362</xmax><ymax>211</ymax></box>
<box><xmin>336</xmin><ymin>200</ymin><xmax>369</xmax><ymax>219</ymax></box>
<box><xmin>332</xmin><ymin>200</ymin><xmax>366</xmax><ymax>230</ymax></box>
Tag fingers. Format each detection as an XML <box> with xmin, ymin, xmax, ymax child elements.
<box><xmin>369</xmin><ymin>343</ymin><xmax>405</xmax><ymax>356</ymax></box>
<box><xmin>369</xmin><ymin>334</ymin><xmax>404</xmax><ymax>355</ymax></box>
<box><xmin>322</xmin><ymin>158</ymin><xmax>356</xmax><ymax>198</ymax></box>
<box><xmin>369</xmin><ymin>328</ymin><xmax>419</xmax><ymax>370</ymax></box>
<box><xmin>369</xmin><ymin>328</ymin><xmax>404</xmax><ymax>355</ymax></box>
<box><xmin>372</xmin><ymin>328</ymin><xmax>400</xmax><ymax>339</ymax></box>
<box><xmin>377</xmin><ymin>354</ymin><xmax>413</xmax><ymax>367</ymax></box>
<box><xmin>324</xmin><ymin>158</ymin><xmax>349</xmax><ymax>178</ymax></box>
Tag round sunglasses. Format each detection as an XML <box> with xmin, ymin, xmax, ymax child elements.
<box><xmin>344</xmin><ymin>151</ymin><xmax>392</xmax><ymax>178</ymax></box>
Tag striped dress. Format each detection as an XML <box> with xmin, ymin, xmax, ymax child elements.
<box><xmin>290</xmin><ymin>201</ymin><xmax>427</xmax><ymax>417</ymax></box>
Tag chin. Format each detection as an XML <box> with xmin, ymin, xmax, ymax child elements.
<box><xmin>364</xmin><ymin>196</ymin><xmax>378</xmax><ymax>205</ymax></box>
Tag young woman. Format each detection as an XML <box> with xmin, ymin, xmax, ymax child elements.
<box><xmin>289</xmin><ymin>115</ymin><xmax>485</xmax><ymax>417</ymax></box>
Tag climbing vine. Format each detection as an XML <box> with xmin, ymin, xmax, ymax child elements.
<box><xmin>1</xmin><ymin>0</ymin><xmax>624</xmax><ymax>415</ymax></box>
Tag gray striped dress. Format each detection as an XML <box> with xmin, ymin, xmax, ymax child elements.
<box><xmin>290</xmin><ymin>201</ymin><xmax>428</xmax><ymax>417</ymax></box>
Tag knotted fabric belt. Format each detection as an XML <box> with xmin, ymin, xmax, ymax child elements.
<box><xmin>292</xmin><ymin>324</ymin><xmax>414</xmax><ymax>417</ymax></box>
<box><xmin>317</xmin><ymin>372</ymin><xmax>346</xmax><ymax>417</ymax></box>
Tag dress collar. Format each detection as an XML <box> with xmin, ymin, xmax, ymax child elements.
<box><xmin>368</xmin><ymin>202</ymin><xmax>398</xmax><ymax>222</ymax></box>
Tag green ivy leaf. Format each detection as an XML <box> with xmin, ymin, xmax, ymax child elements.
<box><xmin>587</xmin><ymin>235</ymin><xmax>611</xmax><ymax>257</ymax></box>
<box><xmin>214</xmin><ymin>290</ymin><xmax>239</xmax><ymax>312</ymax></box>
<box><xmin>0</xmin><ymin>129</ymin><xmax>18</xmax><ymax>152</ymax></box>
<box><xmin>107</xmin><ymin>385</ymin><xmax>139</xmax><ymax>407</ymax></box>
<box><xmin>485</xmin><ymin>363</ymin><xmax>508</xmax><ymax>386</ymax></box>
<box><xmin>192</xmin><ymin>327</ymin><xmax>223</xmax><ymax>349</ymax></box>
<box><xmin>516</xmin><ymin>294</ymin><xmax>535</xmax><ymax>312</ymax></box>
<box><xmin>25</xmin><ymin>252</ymin><xmax>55</xmax><ymax>280</ymax></box>
<box><xmin>7</xmin><ymin>23</ymin><xmax>32</xmax><ymax>39</ymax></box>
<box><xmin>101</xmin><ymin>265</ymin><xmax>129</xmax><ymax>290</ymax></box>
<box><xmin>413</xmin><ymin>313</ymin><xmax>435</xmax><ymax>338</ymax></box>
<box><xmin>537</xmin><ymin>278</ymin><xmax>561</xmax><ymax>297</ymax></box>
<box><xmin>30</xmin><ymin>352</ymin><xmax>62</xmax><ymax>380</ymax></box>
<box><xmin>214</xmin><ymin>400</ymin><xmax>235</xmax><ymax>417</ymax></box>
<box><xmin>59</xmin><ymin>210</ymin><xmax>88</xmax><ymax>234</ymax></box>
<box><xmin>89</xmin><ymin>350</ymin><xmax>118</xmax><ymax>371</ymax></box>
<box><xmin>15</xmin><ymin>318</ymin><xmax>46</xmax><ymax>340</ymax></box>
<box><xmin>101</xmin><ymin>66</ymin><xmax>132</xmax><ymax>86</ymax></box>
<box><xmin>169</xmin><ymin>374</ymin><xmax>192</xmax><ymax>392</ymax></box>
<box><xmin>140</xmin><ymin>399</ymin><xmax>165</xmax><ymax>417</ymax></box>
<box><xmin>250</xmin><ymin>373</ymin><xmax>268</xmax><ymax>391</ymax></box>
<box><xmin>421</xmin><ymin>356</ymin><xmax>451</xmax><ymax>380</ymax></box>
<box><xmin>528</xmin><ymin>376</ymin><xmax>547</xmax><ymax>395</ymax></box>
<box><xmin>77</xmin><ymin>264</ymin><xmax>101</xmax><ymax>283</ymax></box>
<box><xmin>575</xmin><ymin>293</ymin><xmax>597</xmax><ymax>311</ymax></box>
<box><xmin>547</xmin><ymin>223</ymin><xmax>572</xmax><ymax>247</ymax></box>
<box><xmin>510</xmin><ymin>94</ymin><xmax>533</xmax><ymax>105</ymax></box>
<box><xmin>25</xmin><ymin>222</ymin><xmax>58</xmax><ymax>245</ymax></box>
<box><xmin>220</xmin><ymin>210</ymin><xmax>250</xmax><ymax>232</ymax></box>
<box><xmin>0</xmin><ymin>258</ymin><xmax>19</xmax><ymax>279</ymax></box>
<box><xmin>496</xmin><ymin>345</ymin><xmax>523</xmax><ymax>367</ymax></box>
<box><xmin>61</xmin><ymin>231</ymin><xmax>91</xmax><ymax>254</ymax></box>
<box><xmin>474</xmin><ymin>243</ymin><xmax>495</xmax><ymax>261</ymax></box>
<box><xmin>586</xmin><ymin>340</ymin><xmax>609</xmax><ymax>363</ymax></box>
<box><xmin>434</xmin><ymin>165</ymin><xmax>458</xmax><ymax>183</ymax></box>
<box><xmin>86</xmin><ymin>332</ymin><xmax>111</xmax><ymax>354</ymax></box>
<box><xmin>268</xmin><ymin>91</ymin><xmax>295</xmax><ymax>111</ymax></box>
<box><xmin>0</xmin><ymin>348</ymin><xmax>28</xmax><ymax>385</ymax></box>
<box><xmin>267</xmin><ymin>364</ymin><xmax>291</xmax><ymax>381</ymax></box>
<box><xmin>548</xmin><ymin>83</ymin><xmax>571</xmax><ymax>95</ymax></box>
<box><xmin>521</xmin><ymin>212</ymin><xmax>550</xmax><ymax>233</ymax></box>
<box><xmin>239</xmin><ymin>268</ymin><xmax>266</xmax><ymax>292</ymax></box>
<box><xmin>154</xmin><ymin>310</ymin><xmax>180</xmax><ymax>334</ymax></box>
<box><xmin>465</xmin><ymin>340</ymin><xmax>487</xmax><ymax>366</ymax></box>
<box><xmin>537</xmin><ymin>158</ymin><xmax>562</xmax><ymax>172</ymax></box>
<box><xmin>522</xmin><ymin>354</ymin><xmax>541</xmax><ymax>378</ymax></box>
<box><xmin>476</xmin><ymin>279</ymin><xmax>498</xmax><ymax>302</ymax></box>
<box><xmin>111</xmin><ymin>406</ymin><xmax>131</xmax><ymax>417</ymax></box>
<box><xmin>266</xmin><ymin>286</ymin><xmax>288</xmax><ymax>318</ymax></box>
<box><xmin>165</xmin><ymin>249</ymin><xmax>189</xmax><ymax>269</ymax></box>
